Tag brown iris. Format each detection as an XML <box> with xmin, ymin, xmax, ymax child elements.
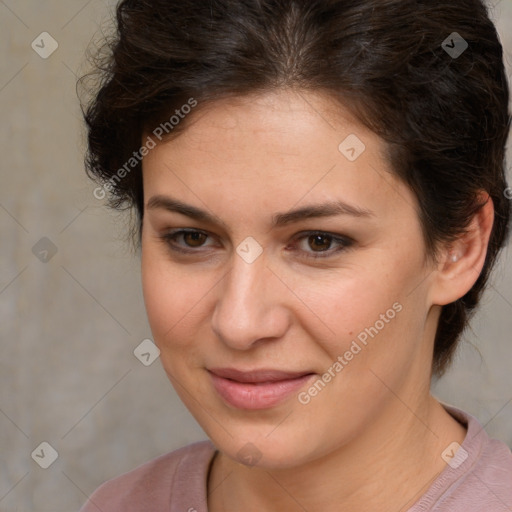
<box><xmin>308</xmin><ymin>234</ymin><xmax>332</xmax><ymax>252</ymax></box>
<box><xmin>183</xmin><ymin>231</ymin><xmax>208</xmax><ymax>247</ymax></box>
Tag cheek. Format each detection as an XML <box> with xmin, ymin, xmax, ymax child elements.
<box><xmin>141</xmin><ymin>242</ymin><xmax>204</xmax><ymax>347</ymax></box>
<box><xmin>288</xmin><ymin>257</ymin><xmax>422</xmax><ymax>367</ymax></box>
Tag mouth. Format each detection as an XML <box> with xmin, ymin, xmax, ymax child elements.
<box><xmin>207</xmin><ymin>367</ymin><xmax>316</xmax><ymax>410</ymax></box>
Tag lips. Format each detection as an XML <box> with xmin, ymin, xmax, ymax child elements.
<box><xmin>207</xmin><ymin>367</ymin><xmax>315</xmax><ymax>409</ymax></box>
<box><xmin>208</xmin><ymin>367</ymin><xmax>313</xmax><ymax>383</ymax></box>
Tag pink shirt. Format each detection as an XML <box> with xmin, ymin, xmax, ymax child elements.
<box><xmin>79</xmin><ymin>405</ymin><xmax>512</xmax><ymax>511</ymax></box>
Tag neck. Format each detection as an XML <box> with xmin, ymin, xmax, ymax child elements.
<box><xmin>208</xmin><ymin>393</ymin><xmax>466</xmax><ymax>512</ymax></box>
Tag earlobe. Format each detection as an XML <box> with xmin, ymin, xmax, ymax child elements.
<box><xmin>448</xmin><ymin>250</ymin><xmax>463</xmax><ymax>264</ymax></box>
<box><xmin>429</xmin><ymin>192</ymin><xmax>494</xmax><ymax>306</ymax></box>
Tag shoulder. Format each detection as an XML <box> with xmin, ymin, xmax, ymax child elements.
<box><xmin>449</xmin><ymin>405</ymin><xmax>512</xmax><ymax>494</ymax></box>
<box><xmin>79</xmin><ymin>440</ymin><xmax>217</xmax><ymax>512</ymax></box>
<box><xmin>412</xmin><ymin>405</ymin><xmax>512</xmax><ymax>511</ymax></box>
<box><xmin>458</xmin><ymin>433</ymin><xmax>512</xmax><ymax>506</ymax></box>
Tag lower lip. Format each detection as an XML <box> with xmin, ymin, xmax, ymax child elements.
<box><xmin>209</xmin><ymin>372</ymin><xmax>315</xmax><ymax>410</ymax></box>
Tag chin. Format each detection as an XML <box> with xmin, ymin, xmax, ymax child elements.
<box><xmin>204</xmin><ymin>420</ymin><xmax>329</xmax><ymax>470</ymax></box>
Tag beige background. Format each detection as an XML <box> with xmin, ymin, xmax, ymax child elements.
<box><xmin>0</xmin><ymin>1</ymin><xmax>511</xmax><ymax>510</ymax></box>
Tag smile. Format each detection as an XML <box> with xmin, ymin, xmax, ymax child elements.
<box><xmin>208</xmin><ymin>368</ymin><xmax>316</xmax><ymax>410</ymax></box>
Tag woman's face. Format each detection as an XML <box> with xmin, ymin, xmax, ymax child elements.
<box><xmin>141</xmin><ymin>90</ymin><xmax>441</xmax><ymax>468</ymax></box>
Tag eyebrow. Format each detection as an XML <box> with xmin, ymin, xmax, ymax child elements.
<box><xmin>146</xmin><ymin>195</ymin><xmax>375</xmax><ymax>229</ymax></box>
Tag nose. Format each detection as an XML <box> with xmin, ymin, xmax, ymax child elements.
<box><xmin>210</xmin><ymin>251</ymin><xmax>290</xmax><ymax>351</ymax></box>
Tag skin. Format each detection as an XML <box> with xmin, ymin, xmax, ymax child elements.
<box><xmin>140</xmin><ymin>90</ymin><xmax>494</xmax><ymax>512</ymax></box>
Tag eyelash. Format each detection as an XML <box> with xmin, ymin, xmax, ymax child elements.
<box><xmin>159</xmin><ymin>229</ymin><xmax>354</xmax><ymax>259</ymax></box>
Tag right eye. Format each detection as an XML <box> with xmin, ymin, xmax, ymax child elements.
<box><xmin>160</xmin><ymin>229</ymin><xmax>216</xmax><ymax>253</ymax></box>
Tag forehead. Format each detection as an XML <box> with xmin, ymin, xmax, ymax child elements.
<box><xmin>141</xmin><ymin>90</ymin><xmax>416</xmax><ymax>223</ymax></box>
<box><xmin>161</xmin><ymin>90</ymin><xmax>369</xmax><ymax>154</ymax></box>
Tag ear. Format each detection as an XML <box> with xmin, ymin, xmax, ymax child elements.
<box><xmin>428</xmin><ymin>192</ymin><xmax>494</xmax><ymax>307</ymax></box>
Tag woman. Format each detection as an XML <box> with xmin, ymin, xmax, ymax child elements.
<box><xmin>79</xmin><ymin>0</ymin><xmax>512</xmax><ymax>510</ymax></box>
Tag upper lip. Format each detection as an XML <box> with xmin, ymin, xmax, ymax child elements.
<box><xmin>208</xmin><ymin>368</ymin><xmax>314</xmax><ymax>383</ymax></box>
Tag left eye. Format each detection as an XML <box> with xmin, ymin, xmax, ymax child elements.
<box><xmin>292</xmin><ymin>232</ymin><xmax>353</xmax><ymax>258</ymax></box>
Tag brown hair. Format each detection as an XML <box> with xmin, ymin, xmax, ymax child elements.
<box><xmin>80</xmin><ymin>0</ymin><xmax>511</xmax><ymax>376</ymax></box>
